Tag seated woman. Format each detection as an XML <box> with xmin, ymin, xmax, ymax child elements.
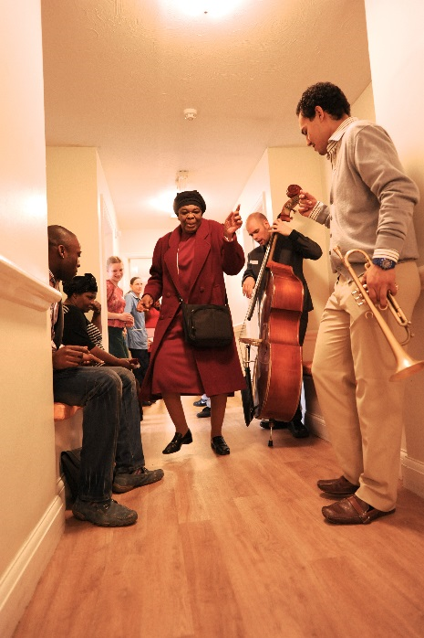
<box><xmin>62</xmin><ymin>273</ymin><xmax>139</xmax><ymax>373</ymax></box>
<box><xmin>137</xmin><ymin>190</ymin><xmax>246</xmax><ymax>456</ymax></box>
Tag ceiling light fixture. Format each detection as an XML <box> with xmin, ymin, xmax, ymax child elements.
<box><xmin>176</xmin><ymin>0</ymin><xmax>243</xmax><ymax>18</ymax></box>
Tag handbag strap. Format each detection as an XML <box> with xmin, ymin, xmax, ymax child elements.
<box><xmin>169</xmin><ymin>271</ymin><xmax>228</xmax><ymax>307</ymax></box>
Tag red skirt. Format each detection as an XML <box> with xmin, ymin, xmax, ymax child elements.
<box><xmin>151</xmin><ymin>312</ymin><xmax>204</xmax><ymax>395</ymax></box>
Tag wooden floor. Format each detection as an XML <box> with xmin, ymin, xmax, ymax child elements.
<box><xmin>14</xmin><ymin>395</ymin><xmax>424</xmax><ymax>638</ymax></box>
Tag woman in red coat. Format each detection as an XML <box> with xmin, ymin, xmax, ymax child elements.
<box><xmin>138</xmin><ymin>190</ymin><xmax>245</xmax><ymax>456</ymax></box>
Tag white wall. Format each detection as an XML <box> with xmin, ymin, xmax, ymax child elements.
<box><xmin>364</xmin><ymin>0</ymin><xmax>424</xmax><ymax>496</ymax></box>
<box><xmin>0</xmin><ymin>3</ymin><xmax>63</xmax><ymax>637</ymax></box>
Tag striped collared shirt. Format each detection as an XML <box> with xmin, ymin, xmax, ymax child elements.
<box><xmin>326</xmin><ymin>116</ymin><xmax>358</xmax><ymax>168</ymax></box>
<box><xmin>49</xmin><ymin>270</ymin><xmax>61</xmax><ymax>350</ymax></box>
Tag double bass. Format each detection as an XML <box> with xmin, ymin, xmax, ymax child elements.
<box><xmin>240</xmin><ymin>185</ymin><xmax>304</xmax><ymax>446</ymax></box>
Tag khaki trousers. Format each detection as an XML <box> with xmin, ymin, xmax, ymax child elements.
<box><xmin>312</xmin><ymin>261</ymin><xmax>421</xmax><ymax>511</ymax></box>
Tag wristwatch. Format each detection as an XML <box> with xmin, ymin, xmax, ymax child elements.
<box><xmin>372</xmin><ymin>257</ymin><xmax>396</xmax><ymax>270</ymax></box>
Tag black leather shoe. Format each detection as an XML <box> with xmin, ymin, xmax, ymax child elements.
<box><xmin>162</xmin><ymin>429</ymin><xmax>193</xmax><ymax>454</ymax></box>
<box><xmin>288</xmin><ymin>420</ymin><xmax>309</xmax><ymax>438</ymax></box>
<box><xmin>197</xmin><ymin>407</ymin><xmax>211</xmax><ymax>418</ymax></box>
<box><xmin>193</xmin><ymin>398</ymin><xmax>207</xmax><ymax>407</ymax></box>
<box><xmin>260</xmin><ymin>420</ymin><xmax>288</xmax><ymax>430</ymax></box>
<box><xmin>211</xmin><ymin>435</ymin><xmax>230</xmax><ymax>455</ymax></box>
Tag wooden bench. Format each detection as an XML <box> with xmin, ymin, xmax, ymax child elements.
<box><xmin>54</xmin><ymin>403</ymin><xmax>83</xmax><ymax>421</ymax></box>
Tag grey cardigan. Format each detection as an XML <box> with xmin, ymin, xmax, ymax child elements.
<box><xmin>310</xmin><ymin>119</ymin><xmax>419</xmax><ymax>272</ymax></box>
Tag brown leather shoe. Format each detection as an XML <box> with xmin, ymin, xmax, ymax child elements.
<box><xmin>322</xmin><ymin>495</ymin><xmax>395</xmax><ymax>525</ymax></box>
<box><xmin>317</xmin><ymin>475</ymin><xmax>358</xmax><ymax>496</ymax></box>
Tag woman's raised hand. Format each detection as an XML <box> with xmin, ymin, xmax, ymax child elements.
<box><xmin>224</xmin><ymin>205</ymin><xmax>242</xmax><ymax>239</ymax></box>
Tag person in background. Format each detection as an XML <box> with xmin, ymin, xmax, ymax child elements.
<box><xmin>49</xmin><ymin>226</ymin><xmax>163</xmax><ymax>528</ymax></box>
<box><xmin>106</xmin><ymin>256</ymin><xmax>134</xmax><ymax>358</ymax></box>
<box><xmin>125</xmin><ymin>277</ymin><xmax>150</xmax><ymax>388</ymax></box>
<box><xmin>138</xmin><ymin>190</ymin><xmax>245</xmax><ymax>456</ymax></box>
<box><xmin>63</xmin><ymin>273</ymin><xmax>139</xmax><ymax>372</ymax></box>
<box><xmin>242</xmin><ymin>211</ymin><xmax>322</xmax><ymax>438</ymax></box>
<box><xmin>296</xmin><ymin>81</ymin><xmax>420</xmax><ymax>525</ymax></box>
<box><xmin>124</xmin><ymin>276</ymin><xmax>154</xmax><ymax>408</ymax></box>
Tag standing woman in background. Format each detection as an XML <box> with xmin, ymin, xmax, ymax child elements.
<box><xmin>125</xmin><ymin>277</ymin><xmax>150</xmax><ymax>386</ymax></box>
<box><xmin>106</xmin><ymin>256</ymin><xmax>134</xmax><ymax>358</ymax></box>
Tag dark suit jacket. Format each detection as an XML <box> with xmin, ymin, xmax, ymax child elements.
<box><xmin>242</xmin><ymin>229</ymin><xmax>322</xmax><ymax>313</ymax></box>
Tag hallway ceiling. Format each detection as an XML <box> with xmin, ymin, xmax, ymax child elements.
<box><xmin>41</xmin><ymin>0</ymin><xmax>371</xmax><ymax>230</ymax></box>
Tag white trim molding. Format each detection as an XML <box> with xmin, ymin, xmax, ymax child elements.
<box><xmin>401</xmin><ymin>451</ymin><xmax>424</xmax><ymax>499</ymax></box>
<box><xmin>0</xmin><ymin>256</ymin><xmax>60</xmax><ymax>312</ymax></box>
<box><xmin>0</xmin><ymin>495</ymin><xmax>65</xmax><ymax>638</ymax></box>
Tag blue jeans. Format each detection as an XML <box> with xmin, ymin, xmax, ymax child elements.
<box><xmin>53</xmin><ymin>366</ymin><xmax>145</xmax><ymax>502</ymax></box>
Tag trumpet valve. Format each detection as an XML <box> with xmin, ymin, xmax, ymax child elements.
<box><xmin>351</xmin><ymin>289</ymin><xmax>365</xmax><ymax>305</ymax></box>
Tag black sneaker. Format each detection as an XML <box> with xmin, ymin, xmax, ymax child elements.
<box><xmin>72</xmin><ymin>498</ymin><xmax>138</xmax><ymax>527</ymax></box>
<box><xmin>193</xmin><ymin>398</ymin><xmax>207</xmax><ymax>407</ymax></box>
<box><xmin>197</xmin><ymin>406</ymin><xmax>211</xmax><ymax>418</ymax></box>
<box><xmin>113</xmin><ymin>467</ymin><xmax>164</xmax><ymax>493</ymax></box>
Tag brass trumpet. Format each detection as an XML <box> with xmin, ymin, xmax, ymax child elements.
<box><xmin>333</xmin><ymin>246</ymin><xmax>424</xmax><ymax>382</ymax></box>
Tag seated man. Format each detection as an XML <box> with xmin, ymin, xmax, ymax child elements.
<box><xmin>49</xmin><ymin>224</ymin><xmax>163</xmax><ymax>527</ymax></box>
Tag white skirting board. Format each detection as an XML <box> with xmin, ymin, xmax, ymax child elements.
<box><xmin>0</xmin><ymin>487</ymin><xmax>65</xmax><ymax>638</ymax></box>
<box><xmin>401</xmin><ymin>451</ymin><xmax>424</xmax><ymax>499</ymax></box>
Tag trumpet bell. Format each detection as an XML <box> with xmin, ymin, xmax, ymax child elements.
<box><xmin>390</xmin><ymin>357</ymin><xmax>424</xmax><ymax>382</ymax></box>
<box><xmin>333</xmin><ymin>245</ymin><xmax>424</xmax><ymax>383</ymax></box>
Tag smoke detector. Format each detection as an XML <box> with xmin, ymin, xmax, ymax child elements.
<box><xmin>183</xmin><ymin>108</ymin><xmax>197</xmax><ymax>121</ymax></box>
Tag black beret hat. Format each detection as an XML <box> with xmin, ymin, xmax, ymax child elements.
<box><xmin>63</xmin><ymin>273</ymin><xmax>98</xmax><ymax>297</ymax></box>
<box><xmin>173</xmin><ymin>190</ymin><xmax>206</xmax><ymax>215</ymax></box>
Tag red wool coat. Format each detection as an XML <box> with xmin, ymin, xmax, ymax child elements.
<box><xmin>141</xmin><ymin>218</ymin><xmax>246</xmax><ymax>398</ymax></box>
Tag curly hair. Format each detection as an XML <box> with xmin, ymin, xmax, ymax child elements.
<box><xmin>296</xmin><ymin>82</ymin><xmax>351</xmax><ymax>119</ymax></box>
<box><xmin>63</xmin><ymin>273</ymin><xmax>98</xmax><ymax>297</ymax></box>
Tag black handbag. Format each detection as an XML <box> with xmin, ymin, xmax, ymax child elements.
<box><xmin>181</xmin><ymin>302</ymin><xmax>234</xmax><ymax>348</ymax></box>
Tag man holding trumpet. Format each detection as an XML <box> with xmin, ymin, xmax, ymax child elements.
<box><xmin>295</xmin><ymin>82</ymin><xmax>421</xmax><ymax>525</ymax></box>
